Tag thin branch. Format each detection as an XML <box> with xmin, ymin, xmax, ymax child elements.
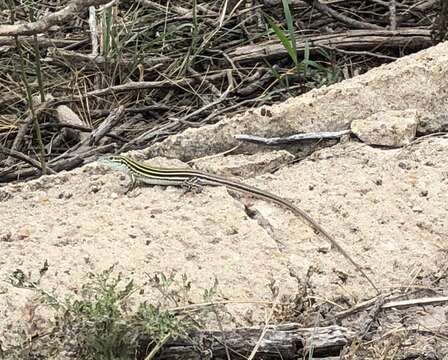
<box><xmin>390</xmin><ymin>0</ymin><xmax>397</xmax><ymax>30</ymax></box>
<box><xmin>0</xmin><ymin>145</ymin><xmax>56</xmax><ymax>174</ymax></box>
<box><xmin>301</xmin><ymin>0</ymin><xmax>384</xmax><ymax>30</ymax></box>
<box><xmin>83</xmin><ymin>72</ymin><xmax>227</xmax><ymax>98</ymax></box>
<box><xmin>87</xmin><ymin>106</ymin><xmax>125</xmax><ymax>145</ymax></box>
<box><xmin>236</xmin><ymin>130</ymin><xmax>351</xmax><ymax>145</ymax></box>
<box><xmin>0</xmin><ymin>0</ymin><xmax>111</xmax><ymax>36</ymax></box>
<box><xmin>382</xmin><ymin>296</ymin><xmax>448</xmax><ymax>309</ymax></box>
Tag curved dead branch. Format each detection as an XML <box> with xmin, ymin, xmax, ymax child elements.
<box><xmin>0</xmin><ymin>0</ymin><xmax>111</xmax><ymax>37</ymax></box>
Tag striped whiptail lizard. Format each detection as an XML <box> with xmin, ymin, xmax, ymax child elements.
<box><xmin>99</xmin><ymin>155</ymin><xmax>378</xmax><ymax>292</ymax></box>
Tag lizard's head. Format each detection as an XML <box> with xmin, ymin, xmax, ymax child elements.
<box><xmin>97</xmin><ymin>154</ymin><xmax>130</xmax><ymax>172</ymax></box>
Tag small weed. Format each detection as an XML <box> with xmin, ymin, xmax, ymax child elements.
<box><xmin>3</xmin><ymin>265</ymin><xmax>215</xmax><ymax>359</ymax></box>
<box><xmin>266</xmin><ymin>2</ymin><xmax>342</xmax><ymax>89</ymax></box>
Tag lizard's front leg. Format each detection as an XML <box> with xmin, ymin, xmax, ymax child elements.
<box><xmin>124</xmin><ymin>174</ymin><xmax>138</xmax><ymax>195</ymax></box>
<box><xmin>181</xmin><ymin>176</ymin><xmax>203</xmax><ymax>194</ymax></box>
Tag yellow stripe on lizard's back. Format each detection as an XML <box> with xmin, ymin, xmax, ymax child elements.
<box><xmin>98</xmin><ymin>154</ymin><xmax>379</xmax><ymax>293</ymax></box>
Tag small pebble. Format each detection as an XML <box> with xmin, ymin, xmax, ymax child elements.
<box><xmin>398</xmin><ymin>161</ymin><xmax>411</xmax><ymax>170</ymax></box>
<box><xmin>0</xmin><ymin>232</ymin><xmax>12</xmax><ymax>242</ymax></box>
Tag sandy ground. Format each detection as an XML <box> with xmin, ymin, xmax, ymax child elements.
<box><xmin>1</xmin><ymin>34</ymin><xmax>448</xmax><ymax>359</ymax></box>
<box><xmin>1</xmin><ymin>136</ymin><xmax>447</xmax><ymax>346</ymax></box>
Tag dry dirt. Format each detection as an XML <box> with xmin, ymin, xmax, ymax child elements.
<box><xmin>1</xmin><ymin>42</ymin><xmax>448</xmax><ymax>356</ymax></box>
<box><xmin>146</xmin><ymin>41</ymin><xmax>448</xmax><ymax>161</ymax></box>
<box><xmin>1</xmin><ymin>136</ymin><xmax>447</xmax><ymax>347</ymax></box>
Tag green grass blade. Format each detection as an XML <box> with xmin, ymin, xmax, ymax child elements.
<box><xmin>281</xmin><ymin>0</ymin><xmax>297</xmax><ymax>56</ymax></box>
<box><xmin>266</xmin><ymin>15</ymin><xmax>298</xmax><ymax>67</ymax></box>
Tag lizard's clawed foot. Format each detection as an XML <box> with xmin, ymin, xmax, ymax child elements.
<box><xmin>124</xmin><ymin>175</ymin><xmax>140</xmax><ymax>197</ymax></box>
<box><xmin>181</xmin><ymin>177</ymin><xmax>203</xmax><ymax>195</ymax></box>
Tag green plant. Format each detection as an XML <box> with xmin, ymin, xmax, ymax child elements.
<box><xmin>266</xmin><ymin>1</ymin><xmax>342</xmax><ymax>88</ymax></box>
<box><xmin>3</xmin><ymin>266</ymin><xmax>213</xmax><ymax>360</ymax></box>
<box><xmin>266</xmin><ymin>0</ymin><xmax>299</xmax><ymax>71</ymax></box>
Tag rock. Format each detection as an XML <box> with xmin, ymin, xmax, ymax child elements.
<box><xmin>148</xmin><ymin>41</ymin><xmax>448</xmax><ymax>160</ymax></box>
<box><xmin>417</xmin><ymin>112</ymin><xmax>448</xmax><ymax>134</ymax></box>
<box><xmin>351</xmin><ymin>110</ymin><xmax>419</xmax><ymax>147</ymax></box>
